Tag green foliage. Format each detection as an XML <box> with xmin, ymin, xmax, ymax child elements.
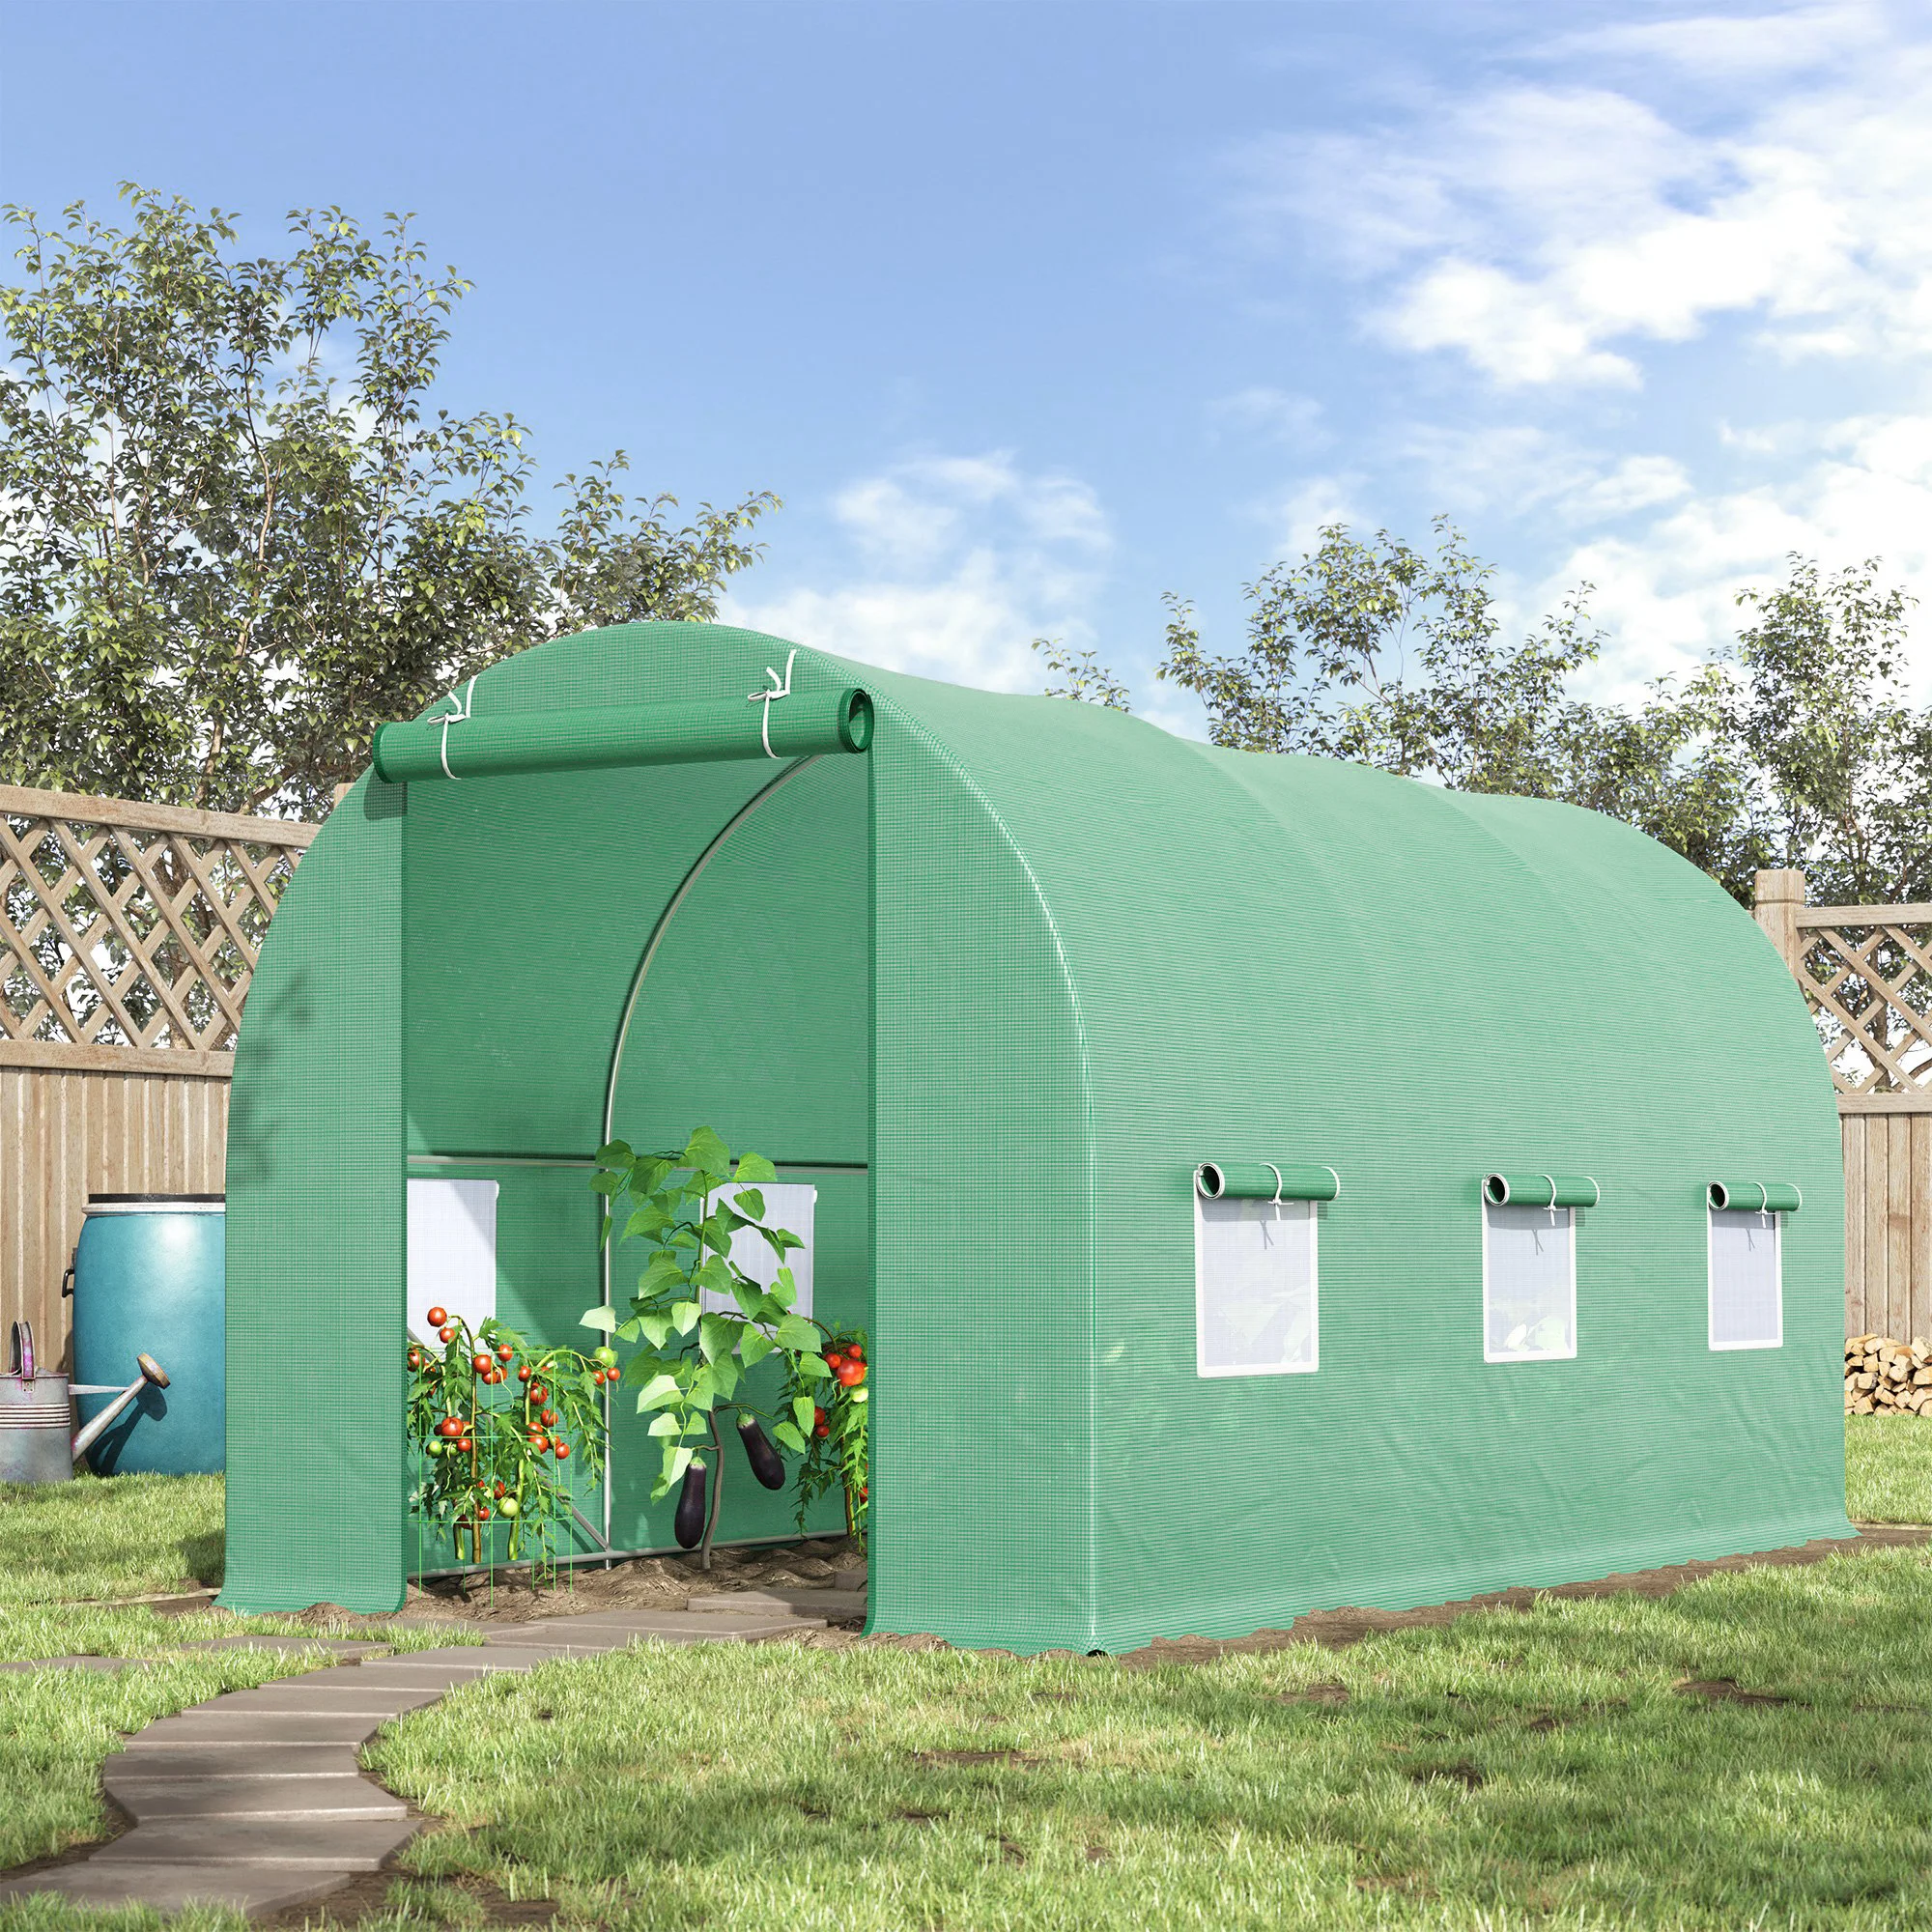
<box><xmin>1132</xmin><ymin>521</ymin><xmax>1926</xmax><ymax>905</ymax></box>
<box><xmin>0</xmin><ymin>185</ymin><xmax>778</xmax><ymax>817</ymax></box>
<box><xmin>1034</xmin><ymin>635</ymin><xmax>1131</xmax><ymax>711</ymax></box>
<box><xmin>586</xmin><ymin>1127</ymin><xmax>868</xmax><ymax>1553</ymax></box>
<box><xmin>405</xmin><ymin>1314</ymin><xmax>607</xmax><ymax>1574</ymax></box>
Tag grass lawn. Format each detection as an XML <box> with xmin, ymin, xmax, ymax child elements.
<box><xmin>0</xmin><ymin>1477</ymin><xmax>461</xmax><ymax>1907</ymax></box>
<box><xmin>0</xmin><ymin>1423</ymin><xmax>1928</xmax><ymax>1928</ymax></box>
<box><xmin>368</xmin><ymin>1547</ymin><xmax>1932</xmax><ymax>1931</ymax></box>
<box><xmin>0</xmin><ymin>1473</ymin><xmax>224</xmax><ymax>1605</ymax></box>
<box><xmin>1846</xmin><ymin>1414</ymin><xmax>1932</xmax><ymax>1522</ymax></box>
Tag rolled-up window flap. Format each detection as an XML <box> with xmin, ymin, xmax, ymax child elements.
<box><xmin>1708</xmin><ymin>1180</ymin><xmax>1802</xmax><ymax>1213</ymax></box>
<box><xmin>1195</xmin><ymin>1161</ymin><xmax>1340</xmax><ymax>1203</ymax></box>
<box><xmin>1484</xmin><ymin>1172</ymin><xmax>1600</xmax><ymax>1209</ymax></box>
<box><xmin>372</xmin><ymin>686</ymin><xmax>872</xmax><ymax>784</ymax></box>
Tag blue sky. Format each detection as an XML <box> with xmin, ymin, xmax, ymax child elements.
<box><xmin>5</xmin><ymin>0</ymin><xmax>1929</xmax><ymax>731</ymax></box>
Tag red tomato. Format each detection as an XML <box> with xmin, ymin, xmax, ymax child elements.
<box><xmin>472</xmin><ymin>1353</ymin><xmax>493</xmax><ymax>1374</ymax></box>
<box><xmin>477</xmin><ymin>1504</ymin><xmax>491</xmax><ymax>1520</ymax></box>
<box><xmin>517</xmin><ymin>1366</ymin><xmax>531</xmax><ymax>1382</ymax></box>
<box><xmin>437</xmin><ymin>1417</ymin><xmax>459</xmax><ymax>1438</ymax></box>
<box><xmin>494</xmin><ymin>1481</ymin><xmax>507</xmax><ymax>1497</ymax></box>
<box><xmin>813</xmin><ymin>1422</ymin><xmax>830</xmax><ymax>1439</ymax></box>
<box><xmin>496</xmin><ymin>1346</ymin><xmax>513</xmax><ymax>1363</ymax></box>
<box><xmin>426</xmin><ymin>1306</ymin><xmax>447</xmax><ymax>1327</ymax></box>
<box><xmin>457</xmin><ymin>1436</ymin><xmax>473</xmax><ymax>1454</ymax></box>
<box><xmin>846</xmin><ymin>1344</ymin><xmax>864</xmax><ymax>1362</ymax></box>
<box><xmin>554</xmin><ymin>1440</ymin><xmax>570</xmax><ymax>1460</ymax></box>
<box><xmin>529</xmin><ymin>1384</ymin><xmax>548</xmax><ymax>1404</ymax></box>
<box><xmin>813</xmin><ymin>1406</ymin><xmax>827</xmax><ymax>1425</ymax></box>
<box><xmin>826</xmin><ymin>1351</ymin><xmax>844</xmax><ymax>1370</ymax></box>
<box><xmin>440</xmin><ymin>1325</ymin><xmax>456</xmax><ymax>1344</ymax></box>
<box><xmin>590</xmin><ymin>1369</ymin><xmax>605</xmax><ymax>1385</ymax></box>
<box><xmin>860</xmin><ymin>1486</ymin><xmax>868</xmax><ymax>1501</ymax></box>
<box><xmin>541</xmin><ymin>1408</ymin><xmax>557</xmax><ymax>1428</ymax></box>
<box><xmin>407</xmin><ymin>1349</ymin><xmax>422</xmax><ymax>1369</ymax></box>
<box><xmin>836</xmin><ymin>1362</ymin><xmax>864</xmax><ymax>1387</ymax></box>
<box><xmin>529</xmin><ymin>1433</ymin><xmax>548</xmax><ymax>1451</ymax></box>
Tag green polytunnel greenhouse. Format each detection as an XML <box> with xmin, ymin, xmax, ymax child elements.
<box><xmin>219</xmin><ymin>621</ymin><xmax>1850</xmax><ymax>1651</ymax></box>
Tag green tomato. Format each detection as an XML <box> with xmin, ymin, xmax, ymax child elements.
<box><xmin>499</xmin><ymin>1496</ymin><xmax>520</xmax><ymax>1518</ymax></box>
<box><xmin>594</xmin><ymin>1347</ymin><xmax>618</xmax><ymax>1369</ymax></box>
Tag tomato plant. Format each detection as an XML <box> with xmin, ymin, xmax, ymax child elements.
<box><xmin>405</xmin><ymin>1309</ymin><xmax>608</xmax><ymax>1577</ymax></box>
<box><xmin>582</xmin><ymin>1125</ymin><xmax>870</xmax><ymax>1560</ymax></box>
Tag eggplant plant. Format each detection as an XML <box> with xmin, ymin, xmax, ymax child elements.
<box><xmin>582</xmin><ymin>1125</ymin><xmax>869</xmax><ymax>1563</ymax></box>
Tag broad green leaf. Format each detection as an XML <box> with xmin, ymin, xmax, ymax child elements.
<box><xmin>730</xmin><ymin>1187</ymin><xmax>766</xmax><ymax>1222</ymax></box>
<box><xmin>738</xmin><ymin>1327</ymin><xmax>776</xmax><ymax>1369</ymax></box>
<box><xmin>613</xmin><ymin>1317</ymin><xmax>644</xmax><ymax>1342</ymax></box>
<box><xmin>684</xmin><ymin>1125</ymin><xmax>731</xmax><ymax>1178</ymax></box>
<box><xmin>734</xmin><ymin>1152</ymin><xmax>778</xmax><ymax>1184</ymax></box>
<box><xmin>797</xmin><ymin>1352</ymin><xmax>830</xmax><ymax>1379</ymax></box>
<box><xmin>634</xmin><ymin>1313</ymin><xmax>670</xmax><ymax>1348</ymax></box>
<box><xmin>671</xmin><ymin>1299</ymin><xmax>701</xmax><ymax>1336</ymax></box>
<box><xmin>791</xmin><ymin>1395</ymin><xmax>815</xmax><ymax>1434</ymax></box>
<box><xmin>647</xmin><ymin>1411</ymin><xmax>681</xmax><ymax>1437</ymax></box>
<box><xmin>637</xmin><ymin>1374</ymin><xmax>681</xmax><ymax>1411</ymax></box>
<box><xmin>665</xmin><ymin>1444</ymin><xmax>696</xmax><ymax>1484</ymax></box>
<box><xmin>773</xmin><ymin>1421</ymin><xmax>807</xmax><ymax>1453</ymax></box>
<box><xmin>594</xmin><ymin>1140</ymin><xmax>633</xmax><ymax>1166</ymax></box>
<box><xmin>698</xmin><ymin>1314</ymin><xmax>735</xmax><ymax>1364</ymax></box>
<box><xmin>579</xmin><ymin>1305</ymin><xmax>617</xmax><ymax>1333</ymax></box>
<box><xmin>590</xmin><ymin>1171</ymin><xmax>625</xmax><ymax>1196</ymax></box>
<box><xmin>774</xmin><ymin>1314</ymin><xmax>819</xmax><ymax>1351</ymax></box>
<box><xmin>710</xmin><ymin>1351</ymin><xmax>742</xmax><ymax>1398</ymax></box>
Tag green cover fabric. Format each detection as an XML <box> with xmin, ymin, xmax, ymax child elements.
<box><xmin>1709</xmin><ymin>1180</ymin><xmax>1804</xmax><ymax>1213</ymax></box>
<box><xmin>1197</xmin><ymin>1161</ymin><xmax>1340</xmax><ymax>1202</ymax></box>
<box><xmin>1485</xmin><ymin>1173</ymin><xmax>1602</xmax><ymax>1208</ymax></box>
<box><xmin>222</xmin><ymin>620</ymin><xmax>1850</xmax><ymax>1645</ymax></box>
<box><xmin>372</xmin><ymin>689</ymin><xmax>870</xmax><ymax>783</ymax></box>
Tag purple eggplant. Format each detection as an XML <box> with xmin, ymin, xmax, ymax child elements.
<box><xmin>738</xmin><ymin>1414</ymin><xmax>786</xmax><ymax>1491</ymax></box>
<box><xmin>673</xmin><ymin>1460</ymin><xmax>707</xmax><ymax>1548</ymax></box>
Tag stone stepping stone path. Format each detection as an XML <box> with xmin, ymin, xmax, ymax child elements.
<box><xmin>0</xmin><ymin>1596</ymin><xmax>846</xmax><ymax>1917</ymax></box>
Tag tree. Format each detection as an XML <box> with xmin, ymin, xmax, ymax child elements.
<box><xmin>1033</xmin><ymin>635</ymin><xmax>1130</xmax><ymax>711</ymax></box>
<box><xmin>0</xmin><ymin>186</ymin><xmax>778</xmax><ymax>818</ymax></box>
<box><xmin>1050</xmin><ymin>521</ymin><xmax>1925</xmax><ymax>907</ymax></box>
<box><xmin>1721</xmin><ymin>558</ymin><xmax>1929</xmax><ymax>904</ymax></box>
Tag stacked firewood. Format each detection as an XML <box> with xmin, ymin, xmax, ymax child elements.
<box><xmin>1845</xmin><ymin>1334</ymin><xmax>1932</xmax><ymax>1415</ymax></box>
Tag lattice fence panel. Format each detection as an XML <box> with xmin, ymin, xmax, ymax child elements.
<box><xmin>0</xmin><ymin>787</ymin><xmax>317</xmax><ymax>1067</ymax></box>
<box><xmin>1794</xmin><ymin>911</ymin><xmax>1932</xmax><ymax>1098</ymax></box>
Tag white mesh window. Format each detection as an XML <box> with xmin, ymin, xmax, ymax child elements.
<box><xmin>1483</xmin><ymin>1202</ymin><xmax>1576</xmax><ymax>1362</ymax></box>
<box><xmin>1709</xmin><ymin>1208</ymin><xmax>1781</xmax><ymax>1350</ymax></box>
<box><xmin>707</xmin><ymin>1181</ymin><xmax>816</xmax><ymax>1321</ymax></box>
<box><xmin>1195</xmin><ymin>1195</ymin><xmax>1318</xmax><ymax>1378</ymax></box>
<box><xmin>407</xmin><ymin>1178</ymin><xmax>498</xmax><ymax>1343</ymax></box>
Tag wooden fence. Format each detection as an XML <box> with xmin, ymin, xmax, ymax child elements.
<box><xmin>1754</xmin><ymin>868</ymin><xmax>1932</xmax><ymax>1341</ymax></box>
<box><xmin>0</xmin><ymin>785</ymin><xmax>315</xmax><ymax>1357</ymax></box>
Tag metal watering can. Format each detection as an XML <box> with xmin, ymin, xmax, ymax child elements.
<box><xmin>0</xmin><ymin>1322</ymin><xmax>170</xmax><ymax>1484</ymax></box>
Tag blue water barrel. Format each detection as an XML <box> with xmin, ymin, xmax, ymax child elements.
<box><xmin>72</xmin><ymin>1194</ymin><xmax>225</xmax><ymax>1475</ymax></box>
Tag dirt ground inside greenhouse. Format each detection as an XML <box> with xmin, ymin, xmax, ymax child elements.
<box><xmin>160</xmin><ymin>1520</ymin><xmax>1932</xmax><ymax>1664</ymax></box>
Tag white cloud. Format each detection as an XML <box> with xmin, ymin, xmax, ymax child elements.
<box><xmin>1236</xmin><ymin>9</ymin><xmax>1932</xmax><ymax>388</ymax></box>
<box><xmin>1531</xmin><ymin>407</ymin><xmax>1932</xmax><ymax>703</ymax></box>
<box><xmin>725</xmin><ymin>451</ymin><xmax>1110</xmax><ymax>693</ymax></box>
<box><xmin>1402</xmin><ymin>424</ymin><xmax>1692</xmax><ymax>524</ymax></box>
<box><xmin>1208</xmin><ymin>386</ymin><xmax>1326</xmax><ymax>446</ymax></box>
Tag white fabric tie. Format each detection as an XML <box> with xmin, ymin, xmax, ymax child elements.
<box><xmin>431</xmin><ymin>677</ymin><xmax>477</xmax><ymax>781</ymax></box>
<box><xmin>748</xmin><ymin>650</ymin><xmax>797</xmax><ymax>759</ymax></box>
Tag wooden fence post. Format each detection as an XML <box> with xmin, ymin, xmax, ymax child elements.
<box><xmin>1752</xmin><ymin>867</ymin><xmax>1807</xmax><ymax>977</ymax></box>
